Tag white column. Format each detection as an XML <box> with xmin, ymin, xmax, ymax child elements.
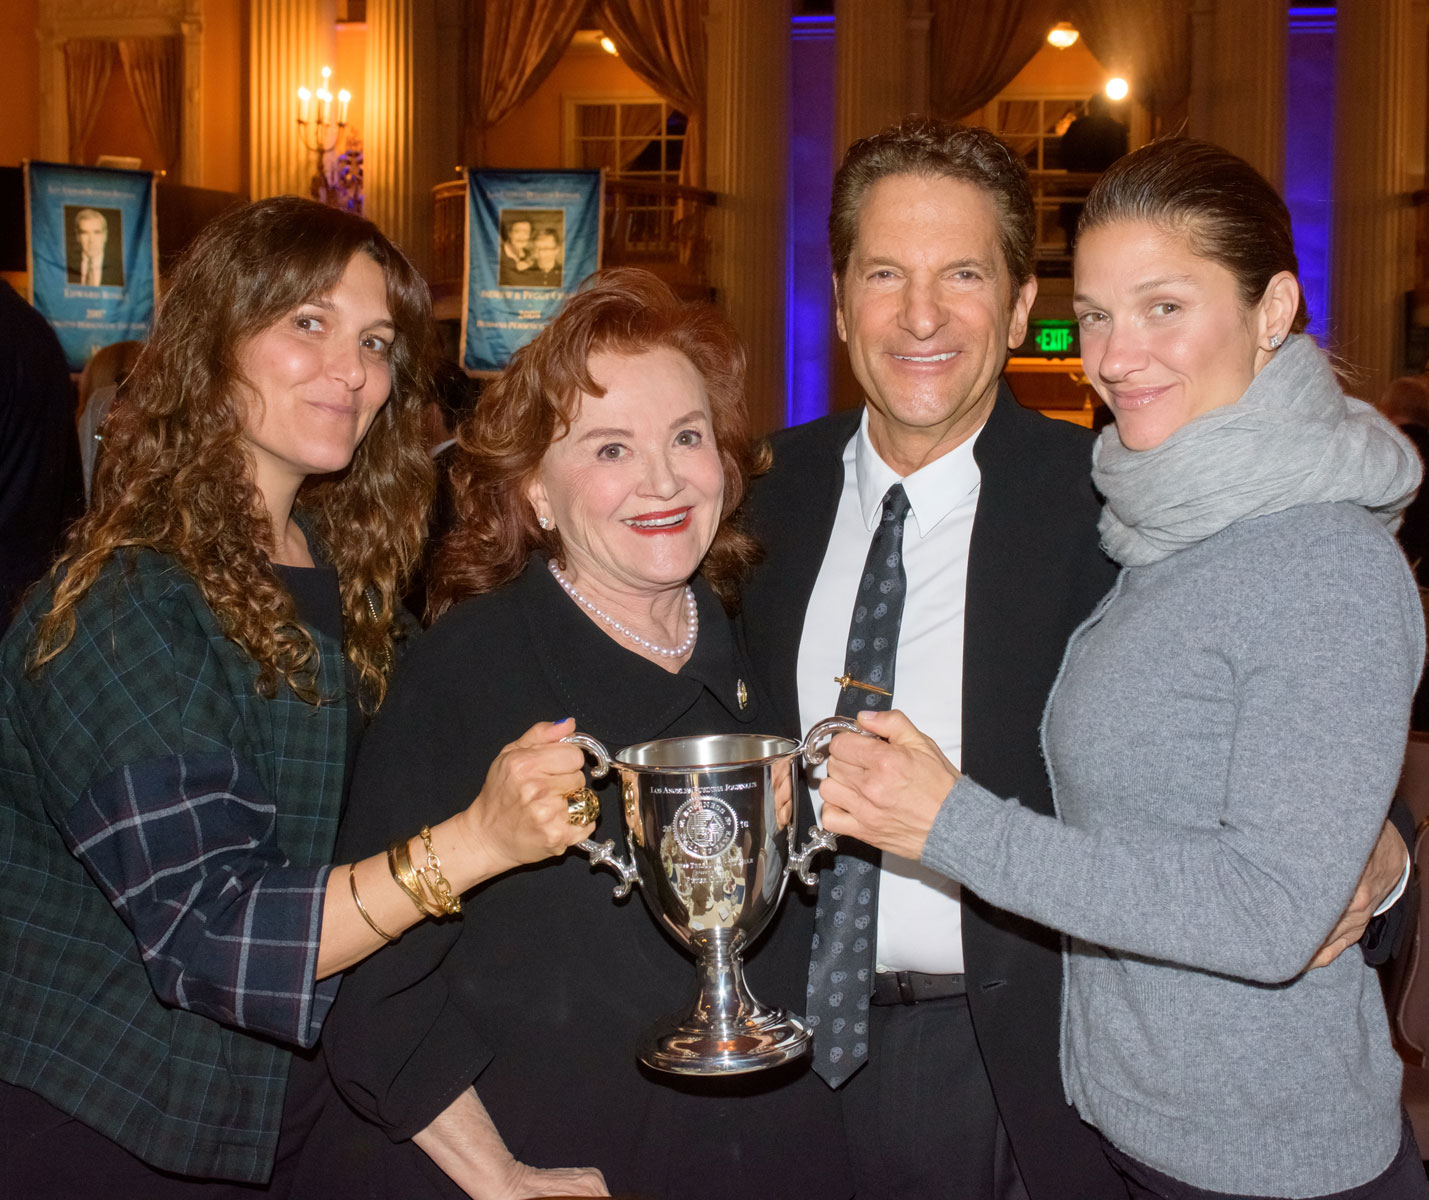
<box><xmin>1188</xmin><ymin>0</ymin><xmax>1286</xmax><ymax>189</ymax></box>
<box><xmin>181</xmin><ymin>1</ymin><xmax>205</xmax><ymax>186</ymax></box>
<box><xmin>36</xmin><ymin>27</ymin><xmax>67</xmax><ymax>165</ymax></box>
<box><xmin>905</xmin><ymin>3</ymin><xmax>933</xmax><ymax>119</ymax></box>
<box><xmin>363</xmin><ymin>0</ymin><xmax>438</xmax><ymax>275</ymax></box>
<box><xmin>248</xmin><ymin>0</ymin><xmax>336</xmax><ymax>201</ymax></box>
<box><xmin>1330</xmin><ymin>0</ymin><xmax>1420</xmax><ymax>399</ymax></box>
<box><xmin>705</xmin><ymin>0</ymin><xmax>791</xmax><ymax>435</ymax></box>
<box><xmin>432</xmin><ymin>0</ymin><xmax>466</xmax><ymax>177</ymax></box>
<box><xmin>834</xmin><ymin>0</ymin><xmax>910</xmax><ymax>155</ymax></box>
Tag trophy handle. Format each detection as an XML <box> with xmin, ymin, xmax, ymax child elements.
<box><xmin>561</xmin><ymin>735</ymin><xmax>637</xmax><ymax>897</ymax></box>
<box><xmin>799</xmin><ymin>715</ymin><xmax>872</xmax><ymax>766</ymax></box>
<box><xmin>575</xmin><ymin>837</ymin><xmax>640</xmax><ymax>899</ymax></box>
<box><xmin>562</xmin><ymin>733</ymin><xmax>612</xmax><ymax>778</ymax></box>
<box><xmin>788</xmin><ymin>716</ymin><xmax>885</xmax><ymax>886</ymax></box>
<box><xmin>788</xmin><ymin>825</ymin><xmax>838</xmax><ymax>887</ymax></box>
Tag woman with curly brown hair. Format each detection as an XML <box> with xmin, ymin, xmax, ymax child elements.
<box><xmin>0</xmin><ymin>196</ymin><xmax>594</xmax><ymax>1197</ymax></box>
<box><xmin>317</xmin><ymin>268</ymin><xmax>851</xmax><ymax>1200</ymax></box>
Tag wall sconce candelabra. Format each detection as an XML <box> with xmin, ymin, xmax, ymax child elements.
<box><xmin>297</xmin><ymin>66</ymin><xmax>351</xmax><ymax>205</ymax></box>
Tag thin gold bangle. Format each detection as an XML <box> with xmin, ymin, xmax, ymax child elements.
<box><xmin>348</xmin><ymin>863</ymin><xmax>397</xmax><ymax>942</ymax></box>
<box><xmin>388</xmin><ymin>837</ymin><xmax>443</xmax><ymax>918</ymax></box>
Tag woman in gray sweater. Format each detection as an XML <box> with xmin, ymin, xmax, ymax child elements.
<box><xmin>821</xmin><ymin>139</ymin><xmax>1426</xmax><ymax>1199</ymax></box>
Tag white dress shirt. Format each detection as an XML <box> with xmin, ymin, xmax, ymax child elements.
<box><xmin>82</xmin><ymin>256</ymin><xmax>102</xmax><ymax>286</ymax></box>
<box><xmin>797</xmin><ymin>410</ymin><xmax>983</xmax><ymax>974</ymax></box>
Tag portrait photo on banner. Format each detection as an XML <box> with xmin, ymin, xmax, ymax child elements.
<box><xmin>24</xmin><ymin>160</ymin><xmax>158</xmax><ymax>370</ymax></box>
<box><xmin>461</xmin><ymin>168</ymin><xmax>602</xmax><ymax>374</ymax></box>
<box><xmin>63</xmin><ymin>205</ymin><xmax>125</xmax><ymax>288</ymax></box>
<box><xmin>498</xmin><ymin>208</ymin><xmax>565</xmax><ymax>289</ymax></box>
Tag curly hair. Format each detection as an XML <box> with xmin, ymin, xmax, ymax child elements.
<box><xmin>31</xmin><ymin>196</ymin><xmax>436</xmax><ymax>708</ymax></box>
<box><xmin>829</xmin><ymin>116</ymin><xmax>1036</xmax><ymax>298</ymax></box>
<box><xmin>430</xmin><ymin>268</ymin><xmax>765</xmax><ymax>619</ymax></box>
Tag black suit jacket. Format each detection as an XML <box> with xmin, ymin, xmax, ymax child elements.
<box><xmin>65</xmin><ymin>257</ymin><xmax>124</xmax><ymax>287</ymax></box>
<box><xmin>740</xmin><ymin>383</ymin><xmax>1125</xmax><ymax>1199</ymax></box>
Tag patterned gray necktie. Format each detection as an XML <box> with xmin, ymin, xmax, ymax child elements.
<box><xmin>807</xmin><ymin>482</ymin><xmax>911</xmax><ymax>1087</ymax></box>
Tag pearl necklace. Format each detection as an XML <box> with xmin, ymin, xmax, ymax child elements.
<box><xmin>548</xmin><ymin>561</ymin><xmax>699</xmax><ymax>659</ymax></box>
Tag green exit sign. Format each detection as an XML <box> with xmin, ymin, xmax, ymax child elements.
<box><xmin>1021</xmin><ymin>320</ymin><xmax>1080</xmax><ymax>359</ymax></box>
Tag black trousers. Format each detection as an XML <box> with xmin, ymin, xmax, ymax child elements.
<box><xmin>0</xmin><ymin>1048</ymin><xmax>330</xmax><ymax>1199</ymax></box>
<box><xmin>1102</xmin><ymin>1115</ymin><xmax>1427</xmax><ymax>1200</ymax></box>
<box><xmin>838</xmin><ymin>993</ymin><xmax>1029</xmax><ymax>1200</ymax></box>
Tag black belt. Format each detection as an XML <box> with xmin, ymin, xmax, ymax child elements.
<box><xmin>871</xmin><ymin>970</ymin><xmax>966</xmax><ymax>1005</ymax></box>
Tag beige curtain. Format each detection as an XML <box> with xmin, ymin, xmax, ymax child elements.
<box><xmin>595</xmin><ymin>0</ymin><xmax>707</xmax><ymax>187</ymax></box>
<box><xmin>118</xmin><ymin>37</ymin><xmax>183</xmax><ymax>172</ymax></box>
<box><xmin>466</xmin><ymin>0</ymin><xmax>590</xmax><ymax>164</ymax></box>
<box><xmin>575</xmin><ymin>102</ymin><xmax>666</xmax><ymax>170</ymax></box>
<box><xmin>1069</xmin><ymin>0</ymin><xmax>1191</xmax><ymax>120</ymax></box>
<box><xmin>928</xmin><ymin>0</ymin><xmax>1062</xmax><ymax>122</ymax></box>
<box><xmin>994</xmin><ymin>97</ymin><xmax>1048</xmax><ymax>163</ymax></box>
<box><xmin>63</xmin><ymin>39</ymin><xmax>117</xmax><ymax>162</ymax></box>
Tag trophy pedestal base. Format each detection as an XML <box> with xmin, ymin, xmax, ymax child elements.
<box><xmin>638</xmin><ymin>1008</ymin><xmax>811</xmax><ymax>1076</ymax></box>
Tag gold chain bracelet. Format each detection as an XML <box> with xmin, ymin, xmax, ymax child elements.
<box><xmin>415</xmin><ymin>824</ymin><xmax>461</xmax><ymax>915</ymax></box>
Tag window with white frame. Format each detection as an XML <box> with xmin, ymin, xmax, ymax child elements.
<box><xmin>565</xmin><ymin>97</ymin><xmax>687</xmax><ymax>183</ymax></box>
<box><xmin>986</xmin><ymin>95</ymin><xmax>1091</xmax><ymax>173</ymax></box>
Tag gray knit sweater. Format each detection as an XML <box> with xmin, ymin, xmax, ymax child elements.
<box><xmin>927</xmin><ymin>498</ymin><xmax>1422</xmax><ymax>1195</ymax></box>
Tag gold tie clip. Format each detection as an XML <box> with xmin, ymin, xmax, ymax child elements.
<box><xmin>834</xmin><ymin>673</ymin><xmax>892</xmax><ymax>698</ymax></box>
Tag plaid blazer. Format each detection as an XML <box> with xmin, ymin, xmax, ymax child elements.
<box><xmin>0</xmin><ymin>549</ymin><xmax>348</xmax><ymax>1183</ymax></box>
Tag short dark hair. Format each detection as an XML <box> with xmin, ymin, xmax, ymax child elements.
<box><xmin>829</xmin><ymin>116</ymin><xmax>1036</xmax><ymax>292</ymax></box>
<box><xmin>1080</xmin><ymin>137</ymin><xmax>1309</xmax><ymax>333</ymax></box>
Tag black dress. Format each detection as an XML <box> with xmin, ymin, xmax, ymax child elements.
<box><xmin>317</xmin><ymin>557</ymin><xmax>852</xmax><ymax>1200</ymax></box>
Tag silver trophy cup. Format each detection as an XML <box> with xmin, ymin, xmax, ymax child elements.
<box><xmin>564</xmin><ymin>716</ymin><xmax>859</xmax><ymax>1075</ymax></box>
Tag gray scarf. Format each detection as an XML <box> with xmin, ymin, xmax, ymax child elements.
<box><xmin>1091</xmin><ymin>334</ymin><xmax>1422</xmax><ymax>567</ymax></box>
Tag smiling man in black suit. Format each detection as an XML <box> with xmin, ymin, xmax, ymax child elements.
<box><xmin>740</xmin><ymin>116</ymin><xmax>1124</xmax><ymax>1200</ymax></box>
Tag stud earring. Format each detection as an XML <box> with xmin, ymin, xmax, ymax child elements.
<box><xmin>1269</xmin><ymin>334</ymin><xmax>1283</xmax><ymax>349</ymax></box>
<box><xmin>537</xmin><ymin>515</ymin><xmax>552</xmax><ymax>530</ymax></box>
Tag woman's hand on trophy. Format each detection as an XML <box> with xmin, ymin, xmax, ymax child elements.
<box><xmin>820</xmin><ymin>709</ymin><xmax>961</xmax><ymax>861</ymax></box>
<box><xmin>456</xmin><ymin>719</ymin><xmax>594</xmax><ymax>883</ymax></box>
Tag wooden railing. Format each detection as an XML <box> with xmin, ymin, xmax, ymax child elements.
<box><xmin>1415</xmin><ymin>188</ymin><xmax>1429</xmax><ymax>293</ymax></box>
<box><xmin>431</xmin><ymin>178</ymin><xmax>468</xmax><ymax>295</ymax></box>
<box><xmin>430</xmin><ymin>177</ymin><xmax>717</xmax><ymax>305</ymax></box>
<box><xmin>1028</xmin><ymin>170</ymin><xmax>1104</xmax><ymax>275</ymax></box>
<box><xmin>1411</xmin><ymin>188</ymin><xmax>1429</xmax><ymax>375</ymax></box>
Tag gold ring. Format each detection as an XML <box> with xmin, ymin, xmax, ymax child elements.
<box><xmin>566</xmin><ymin>787</ymin><xmax>599</xmax><ymax>826</ymax></box>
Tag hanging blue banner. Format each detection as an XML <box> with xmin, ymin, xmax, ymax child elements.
<box><xmin>461</xmin><ymin>169</ymin><xmax>603</xmax><ymax>374</ymax></box>
<box><xmin>24</xmin><ymin>161</ymin><xmax>158</xmax><ymax>372</ymax></box>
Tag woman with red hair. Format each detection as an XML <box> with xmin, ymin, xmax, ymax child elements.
<box><xmin>320</xmin><ymin>268</ymin><xmax>850</xmax><ymax>1199</ymax></box>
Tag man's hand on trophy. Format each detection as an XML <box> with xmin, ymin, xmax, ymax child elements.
<box><xmin>820</xmin><ymin>709</ymin><xmax>961</xmax><ymax>861</ymax></box>
<box><xmin>458</xmin><ymin>718</ymin><xmax>594</xmax><ymax>880</ymax></box>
